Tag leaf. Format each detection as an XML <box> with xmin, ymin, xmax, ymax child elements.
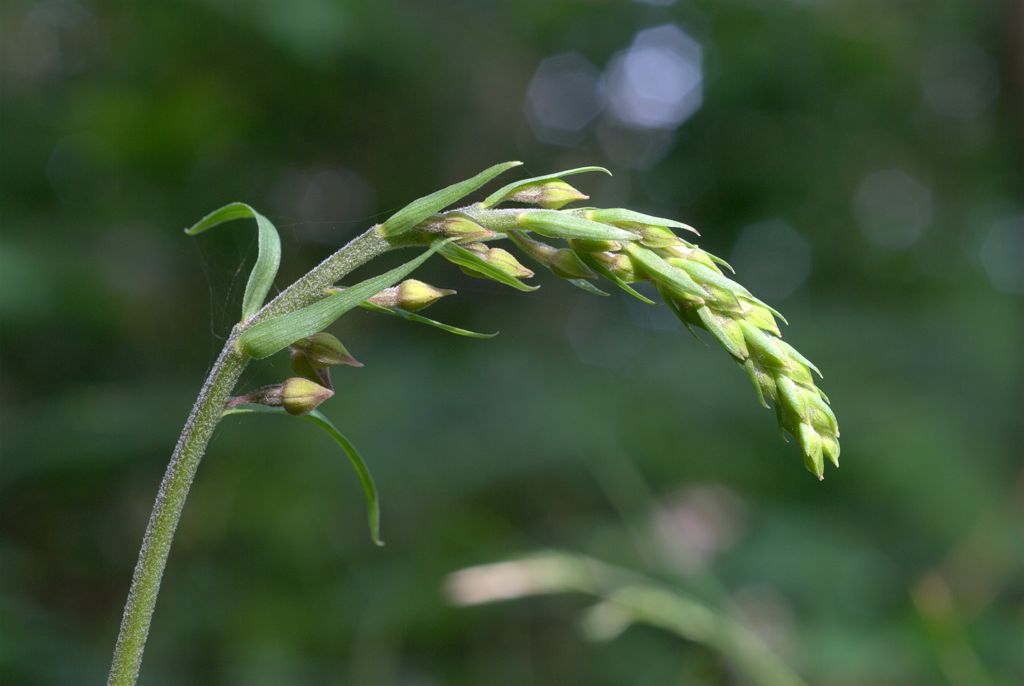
<box><xmin>237</xmin><ymin>241</ymin><xmax>449</xmax><ymax>359</ymax></box>
<box><xmin>379</xmin><ymin>161</ymin><xmax>522</xmax><ymax>238</ymax></box>
<box><xmin>481</xmin><ymin>166</ymin><xmax>611</xmax><ymax>208</ymax></box>
<box><xmin>517</xmin><ymin>211</ymin><xmax>637</xmax><ymax>242</ymax></box>
<box><xmin>438</xmin><ymin>241</ymin><xmax>539</xmax><ymax>292</ymax></box>
<box><xmin>185</xmin><ymin>202</ymin><xmax>282</xmax><ymax>320</ymax></box>
<box><xmin>575</xmin><ymin>251</ymin><xmax>657</xmax><ymax>305</ymax></box>
<box><xmin>566</xmin><ymin>278</ymin><xmax>611</xmax><ymax>296</ymax></box>
<box><xmin>587</xmin><ymin>208</ymin><xmax>699</xmax><ymax>235</ymax></box>
<box><xmin>360</xmin><ymin>301</ymin><xmax>499</xmax><ymax>338</ymax></box>
<box><xmin>221</xmin><ymin>405</ymin><xmax>383</xmax><ymax>546</ymax></box>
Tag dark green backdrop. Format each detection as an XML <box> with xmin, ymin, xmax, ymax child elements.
<box><xmin>2</xmin><ymin>0</ymin><xmax>1021</xmax><ymax>684</ymax></box>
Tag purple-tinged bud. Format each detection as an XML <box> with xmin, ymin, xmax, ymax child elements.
<box><xmin>290</xmin><ymin>332</ymin><xmax>362</xmax><ymax>368</ymax></box>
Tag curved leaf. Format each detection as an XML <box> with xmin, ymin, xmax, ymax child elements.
<box><xmin>238</xmin><ymin>241</ymin><xmax>449</xmax><ymax>359</ymax></box>
<box><xmin>222</xmin><ymin>405</ymin><xmax>383</xmax><ymax>546</ymax></box>
<box><xmin>185</xmin><ymin>202</ymin><xmax>282</xmax><ymax>320</ymax></box>
<box><xmin>380</xmin><ymin>161</ymin><xmax>522</xmax><ymax>238</ymax></box>
<box><xmin>360</xmin><ymin>301</ymin><xmax>498</xmax><ymax>338</ymax></box>
<box><xmin>481</xmin><ymin>166</ymin><xmax>611</xmax><ymax>208</ymax></box>
<box><xmin>517</xmin><ymin>211</ymin><xmax>637</xmax><ymax>242</ymax></box>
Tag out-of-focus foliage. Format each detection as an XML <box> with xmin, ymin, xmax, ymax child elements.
<box><xmin>1</xmin><ymin>0</ymin><xmax>1022</xmax><ymax>684</ymax></box>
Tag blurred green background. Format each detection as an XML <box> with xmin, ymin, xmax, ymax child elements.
<box><xmin>2</xmin><ymin>0</ymin><xmax>1022</xmax><ymax>684</ymax></box>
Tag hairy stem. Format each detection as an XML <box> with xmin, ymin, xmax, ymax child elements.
<box><xmin>107</xmin><ymin>225</ymin><xmax>393</xmax><ymax>686</ymax></box>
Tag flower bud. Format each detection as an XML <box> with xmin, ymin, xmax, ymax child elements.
<box><xmin>591</xmin><ymin>251</ymin><xmax>639</xmax><ymax>283</ymax></box>
<box><xmin>230</xmin><ymin>377</ymin><xmax>334</xmax><ymax>416</ymax></box>
<box><xmin>369</xmin><ymin>279</ymin><xmax>456</xmax><ymax>311</ymax></box>
<box><xmin>397</xmin><ymin>279</ymin><xmax>456</xmax><ymax>311</ymax></box>
<box><xmin>638</xmin><ymin>225</ymin><xmax>685</xmax><ymax>249</ymax></box>
<box><xmin>290</xmin><ymin>332</ymin><xmax>362</xmax><ymax>368</ymax></box>
<box><xmin>509</xmin><ymin>232</ymin><xmax>595</xmax><ymax>279</ymax></box>
<box><xmin>461</xmin><ymin>246</ymin><xmax>534</xmax><ymax>280</ymax></box>
<box><xmin>440</xmin><ymin>215</ymin><xmax>496</xmax><ymax>241</ymax></box>
<box><xmin>509</xmin><ymin>180</ymin><xmax>589</xmax><ymax>209</ymax></box>
<box><xmin>281</xmin><ymin>377</ymin><xmax>334</xmax><ymax>416</ymax></box>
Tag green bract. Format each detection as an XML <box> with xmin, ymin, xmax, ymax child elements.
<box><xmin>185</xmin><ymin>202</ymin><xmax>282</xmax><ymax>320</ymax></box>
<box><xmin>379</xmin><ymin>161</ymin><xmax>522</xmax><ymax>238</ymax></box>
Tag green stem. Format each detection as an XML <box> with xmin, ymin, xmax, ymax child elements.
<box><xmin>107</xmin><ymin>226</ymin><xmax>393</xmax><ymax>686</ymax></box>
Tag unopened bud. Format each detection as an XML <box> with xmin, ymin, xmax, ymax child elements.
<box><xmin>592</xmin><ymin>251</ymin><xmax>639</xmax><ymax>283</ymax></box>
<box><xmin>290</xmin><ymin>332</ymin><xmax>362</xmax><ymax>368</ymax></box>
<box><xmin>281</xmin><ymin>377</ymin><xmax>334</xmax><ymax>416</ymax></box>
<box><xmin>510</xmin><ymin>232</ymin><xmax>595</xmax><ymax>279</ymax></box>
<box><xmin>638</xmin><ymin>225</ymin><xmax>685</xmax><ymax>249</ymax></box>
<box><xmin>231</xmin><ymin>377</ymin><xmax>334</xmax><ymax>416</ymax></box>
<box><xmin>461</xmin><ymin>246</ymin><xmax>534</xmax><ymax>280</ymax></box>
<box><xmin>397</xmin><ymin>279</ymin><xmax>455</xmax><ymax>311</ymax></box>
<box><xmin>509</xmin><ymin>180</ymin><xmax>589</xmax><ymax>209</ymax></box>
<box><xmin>441</xmin><ymin>215</ymin><xmax>496</xmax><ymax>241</ymax></box>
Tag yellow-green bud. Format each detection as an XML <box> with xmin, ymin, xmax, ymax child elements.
<box><xmin>397</xmin><ymin>279</ymin><xmax>456</xmax><ymax>311</ymax></box>
<box><xmin>592</xmin><ymin>251</ymin><xmax>640</xmax><ymax>283</ymax></box>
<box><xmin>281</xmin><ymin>377</ymin><xmax>334</xmax><ymax>416</ymax></box>
<box><xmin>638</xmin><ymin>225</ymin><xmax>685</xmax><ymax>249</ymax></box>
<box><xmin>290</xmin><ymin>332</ymin><xmax>362</xmax><ymax>368</ymax></box>
<box><xmin>369</xmin><ymin>279</ymin><xmax>456</xmax><ymax>312</ymax></box>
<box><xmin>440</xmin><ymin>215</ymin><xmax>496</xmax><ymax>241</ymax></box>
<box><xmin>461</xmin><ymin>246</ymin><xmax>534</xmax><ymax>280</ymax></box>
<box><xmin>509</xmin><ymin>231</ymin><xmax>595</xmax><ymax>279</ymax></box>
<box><xmin>509</xmin><ymin>180</ymin><xmax>589</xmax><ymax>209</ymax></box>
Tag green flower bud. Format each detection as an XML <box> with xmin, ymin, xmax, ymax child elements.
<box><xmin>439</xmin><ymin>215</ymin><xmax>496</xmax><ymax>241</ymax></box>
<box><xmin>281</xmin><ymin>377</ymin><xmax>335</xmax><ymax>416</ymax></box>
<box><xmin>509</xmin><ymin>232</ymin><xmax>596</xmax><ymax>279</ymax></box>
<box><xmin>591</xmin><ymin>251</ymin><xmax>640</xmax><ymax>283</ymax></box>
<box><xmin>460</xmin><ymin>246</ymin><xmax>534</xmax><ymax>280</ymax></box>
<box><xmin>397</xmin><ymin>279</ymin><xmax>456</xmax><ymax>311</ymax></box>
<box><xmin>369</xmin><ymin>279</ymin><xmax>455</xmax><ymax>312</ymax></box>
<box><xmin>290</xmin><ymin>332</ymin><xmax>362</xmax><ymax>368</ymax></box>
<box><xmin>509</xmin><ymin>180</ymin><xmax>589</xmax><ymax>209</ymax></box>
<box><xmin>230</xmin><ymin>377</ymin><xmax>334</xmax><ymax>416</ymax></box>
<box><xmin>638</xmin><ymin>225</ymin><xmax>686</xmax><ymax>249</ymax></box>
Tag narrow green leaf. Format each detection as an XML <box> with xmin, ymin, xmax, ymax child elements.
<box><xmin>567</xmin><ymin>278</ymin><xmax>611</xmax><ymax>296</ymax></box>
<box><xmin>481</xmin><ymin>166</ymin><xmax>611</xmax><ymax>208</ymax></box>
<box><xmin>221</xmin><ymin>406</ymin><xmax>383</xmax><ymax>546</ymax></box>
<box><xmin>575</xmin><ymin>251</ymin><xmax>657</xmax><ymax>305</ymax></box>
<box><xmin>185</xmin><ymin>202</ymin><xmax>282</xmax><ymax>320</ymax></box>
<box><xmin>238</xmin><ymin>242</ymin><xmax>448</xmax><ymax>359</ymax></box>
<box><xmin>380</xmin><ymin>161</ymin><xmax>522</xmax><ymax>238</ymax></box>
<box><xmin>360</xmin><ymin>300</ymin><xmax>499</xmax><ymax>338</ymax></box>
<box><xmin>587</xmin><ymin>208</ymin><xmax>699</xmax><ymax>235</ymax></box>
<box><xmin>517</xmin><ymin>211</ymin><xmax>637</xmax><ymax>242</ymax></box>
<box><xmin>438</xmin><ymin>241</ymin><xmax>539</xmax><ymax>292</ymax></box>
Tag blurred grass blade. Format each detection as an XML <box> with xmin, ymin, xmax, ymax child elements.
<box><xmin>222</xmin><ymin>406</ymin><xmax>383</xmax><ymax>546</ymax></box>
<box><xmin>438</xmin><ymin>241</ymin><xmax>539</xmax><ymax>292</ymax></box>
<box><xmin>481</xmin><ymin>166</ymin><xmax>611</xmax><ymax>208</ymax></box>
<box><xmin>185</xmin><ymin>202</ymin><xmax>282</xmax><ymax>320</ymax></box>
<box><xmin>360</xmin><ymin>300</ymin><xmax>498</xmax><ymax>338</ymax></box>
<box><xmin>517</xmin><ymin>211</ymin><xmax>637</xmax><ymax>241</ymax></box>
<box><xmin>380</xmin><ymin>161</ymin><xmax>522</xmax><ymax>238</ymax></box>
<box><xmin>576</xmin><ymin>251</ymin><xmax>657</xmax><ymax>305</ymax></box>
<box><xmin>238</xmin><ymin>241</ymin><xmax>449</xmax><ymax>359</ymax></box>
